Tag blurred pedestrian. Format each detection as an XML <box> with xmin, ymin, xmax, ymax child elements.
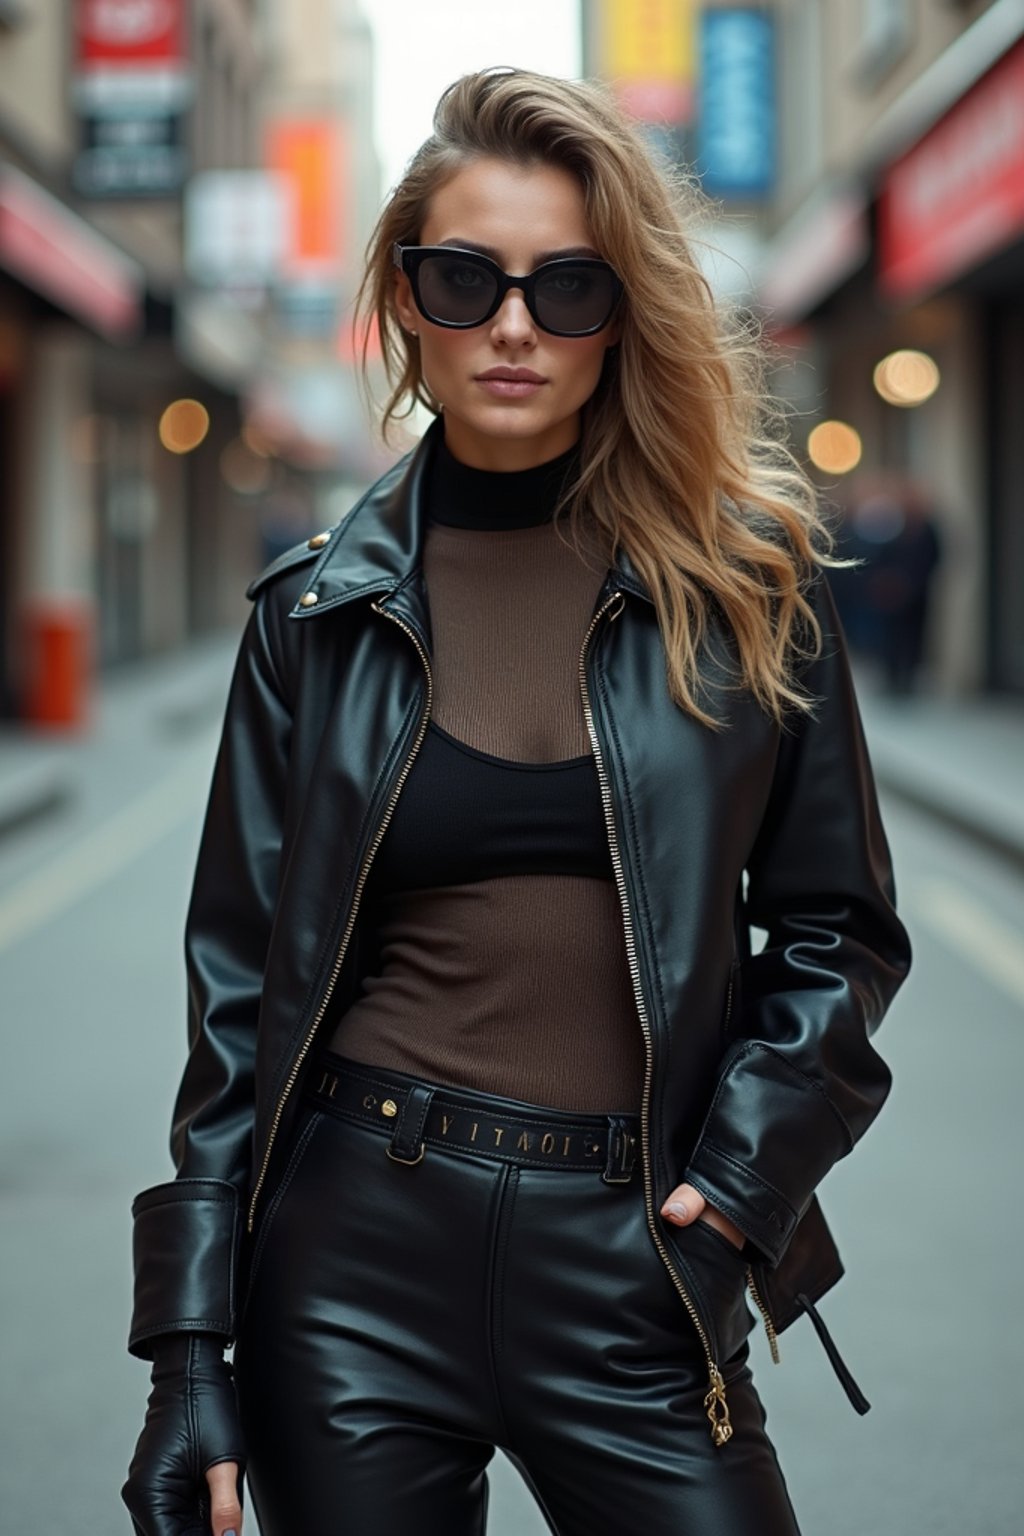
<box><xmin>835</xmin><ymin>470</ymin><xmax>939</xmax><ymax>694</ymax></box>
<box><xmin>847</xmin><ymin>473</ymin><xmax>943</xmax><ymax>694</ymax></box>
<box><xmin>121</xmin><ymin>67</ymin><xmax>910</xmax><ymax>1536</ymax></box>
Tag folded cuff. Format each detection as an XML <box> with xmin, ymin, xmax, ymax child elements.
<box><xmin>683</xmin><ymin>1142</ymin><xmax>798</xmax><ymax>1267</ymax></box>
<box><xmin>128</xmin><ymin>1178</ymin><xmax>240</xmax><ymax>1359</ymax></box>
<box><xmin>682</xmin><ymin>1041</ymin><xmax>854</xmax><ymax>1267</ymax></box>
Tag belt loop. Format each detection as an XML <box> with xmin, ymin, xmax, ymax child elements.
<box><xmin>602</xmin><ymin>1116</ymin><xmax>637</xmax><ymax>1184</ymax></box>
<box><xmin>385</xmin><ymin>1083</ymin><xmax>433</xmax><ymax>1165</ymax></box>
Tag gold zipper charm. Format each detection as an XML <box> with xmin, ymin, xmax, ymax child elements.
<box><xmin>704</xmin><ymin>1365</ymin><xmax>734</xmax><ymax>1446</ymax></box>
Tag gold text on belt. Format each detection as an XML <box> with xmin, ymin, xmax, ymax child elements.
<box><xmin>577</xmin><ymin>589</ymin><xmax>733</xmax><ymax>1447</ymax></box>
<box><xmin>246</xmin><ymin>599</ymin><xmax>435</xmax><ymax>1232</ymax></box>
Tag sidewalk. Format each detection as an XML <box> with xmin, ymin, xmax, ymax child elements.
<box><xmin>853</xmin><ymin>665</ymin><xmax>1024</xmax><ymax>869</ymax></box>
<box><xmin>2</xmin><ymin>637</ymin><xmax>1022</xmax><ymax>867</ymax></box>
<box><xmin>0</xmin><ymin>630</ymin><xmax>239</xmax><ymax>842</ymax></box>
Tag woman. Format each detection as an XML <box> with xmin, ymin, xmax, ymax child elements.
<box><xmin>122</xmin><ymin>68</ymin><xmax>911</xmax><ymax>1536</ymax></box>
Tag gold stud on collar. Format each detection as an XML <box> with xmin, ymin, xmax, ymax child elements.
<box><xmin>298</xmin><ymin>591</ymin><xmax>319</xmax><ymax>608</ymax></box>
<box><xmin>307</xmin><ymin>531</ymin><xmax>330</xmax><ymax>549</ymax></box>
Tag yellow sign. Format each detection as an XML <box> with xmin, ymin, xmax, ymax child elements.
<box><xmin>598</xmin><ymin>0</ymin><xmax>695</xmax><ymax>124</ymax></box>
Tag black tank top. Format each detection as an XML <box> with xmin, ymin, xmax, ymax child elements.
<box><xmin>364</xmin><ymin>434</ymin><xmax>613</xmax><ymax>901</ymax></box>
<box><xmin>366</xmin><ymin>720</ymin><xmax>612</xmax><ymax>898</ymax></box>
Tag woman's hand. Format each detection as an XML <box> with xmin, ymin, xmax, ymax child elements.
<box><xmin>660</xmin><ymin>1183</ymin><xmax>745</xmax><ymax>1251</ymax></box>
<box><xmin>121</xmin><ymin>1333</ymin><xmax>245</xmax><ymax>1536</ymax></box>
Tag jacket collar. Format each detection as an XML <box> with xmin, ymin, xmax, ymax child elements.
<box><xmin>289</xmin><ymin>414</ymin><xmax>654</xmax><ymax>620</ymax></box>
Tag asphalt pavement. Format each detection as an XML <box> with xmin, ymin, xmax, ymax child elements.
<box><xmin>0</xmin><ymin>631</ymin><xmax>1020</xmax><ymax>1534</ymax></box>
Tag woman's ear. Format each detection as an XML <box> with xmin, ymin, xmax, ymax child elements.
<box><xmin>393</xmin><ymin>271</ymin><xmax>419</xmax><ymax>335</ymax></box>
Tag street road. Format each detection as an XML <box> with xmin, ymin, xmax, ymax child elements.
<box><xmin>0</xmin><ymin>641</ymin><xmax>1019</xmax><ymax>1534</ymax></box>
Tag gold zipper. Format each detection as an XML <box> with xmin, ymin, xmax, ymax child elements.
<box><xmin>246</xmin><ymin>599</ymin><xmax>433</xmax><ymax>1233</ymax></box>
<box><xmin>578</xmin><ymin>588</ymin><xmax>733</xmax><ymax>1448</ymax></box>
<box><xmin>721</xmin><ymin>954</ymin><xmax>781</xmax><ymax>1362</ymax></box>
<box><xmin>747</xmin><ymin>1270</ymin><xmax>781</xmax><ymax>1364</ymax></box>
<box><xmin>722</xmin><ymin>931</ymin><xmax>780</xmax><ymax>1365</ymax></box>
<box><xmin>726</xmin><ymin>947</ymin><xmax>781</xmax><ymax>1367</ymax></box>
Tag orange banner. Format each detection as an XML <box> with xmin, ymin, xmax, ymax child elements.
<box><xmin>265</xmin><ymin>118</ymin><xmax>346</xmax><ymax>276</ymax></box>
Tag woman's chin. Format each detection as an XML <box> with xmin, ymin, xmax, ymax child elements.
<box><xmin>443</xmin><ymin>401</ymin><xmax>579</xmax><ymax>454</ymax></box>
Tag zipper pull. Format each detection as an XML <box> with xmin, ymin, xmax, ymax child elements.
<box><xmin>703</xmin><ymin>1364</ymin><xmax>733</xmax><ymax>1446</ymax></box>
<box><xmin>796</xmin><ymin>1292</ymin><xmax>871</xmax><ymax>1415</ymax></box>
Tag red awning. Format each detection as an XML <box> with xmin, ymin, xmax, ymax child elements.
<box><xmin>0</xmin><ymin>162</ymin><xmax>144</xmax><ymax>339</ymax></box>
<box><xmin>879</xmin><ymin>39</ymin><xmax>1024</xmax><ymax>301</ymax></box>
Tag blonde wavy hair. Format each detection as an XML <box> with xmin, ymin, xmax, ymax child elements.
<box><xmin>355</xmin><ymin>66</ymin><xmax>842</xmax><ymax>730</ymax></box>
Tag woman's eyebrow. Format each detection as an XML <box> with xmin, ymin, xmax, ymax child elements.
<box><xmin>435</xmin><ymin>238</ymin><xmax>603</xmax><ymax>263</ymax></box>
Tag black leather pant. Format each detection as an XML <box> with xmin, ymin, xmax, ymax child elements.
<box><xmin>234</xmin><ymin>1053</ymin><xmax>801</xmax><ymax>1536</ymax></box>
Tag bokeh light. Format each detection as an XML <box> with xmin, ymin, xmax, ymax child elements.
<box><xmin>873</xmin><ymin>349</ymin><xmax>941</xmax><ymax>407</ymax></box>
<box><xmin>159</xmin><ymin>398</ymin><xmax>210</xmax><ymax>454</ymax></box>
<box><xmin>220</xmin><ymin>438</ymin><xmax>274</xmax><ymax>494</ymax></box>
<box><xmin>807</xmin><ymin>420</ymin><xmax>863</xmax><ymax>474</ymax></box>
<box><xmin>241</xmin><ymin>421</ymin><xmax>275</xmax><ymax>458</ymax></box>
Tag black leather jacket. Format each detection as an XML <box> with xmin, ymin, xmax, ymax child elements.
<box><xmin>128</xmin><ymin>416</ymin><xmax>911</xmax><ymax>1446</ymax></box>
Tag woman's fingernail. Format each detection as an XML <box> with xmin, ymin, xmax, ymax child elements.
<box><xmin>664</xmin><ymin>1202</ymin><xmax>688</xmax><ymax>1221</ymax></box>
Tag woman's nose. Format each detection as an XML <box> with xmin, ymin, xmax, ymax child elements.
<box><xmin>489</xmin><ymin>288</ymin><xmax>535</xmax><ymax>343</ymax></box>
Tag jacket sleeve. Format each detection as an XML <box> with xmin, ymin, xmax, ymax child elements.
<box><xmin>128</xmin><ymin>590</ymin><xmax>292</xmax><ymax>1358</ymax></box>
<box><xmin>682</xmin><ymin>568</ymin><xmax>912</xmax><ymax>1268</ymax></box>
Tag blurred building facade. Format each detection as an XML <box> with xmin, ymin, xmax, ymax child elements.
<box><xmin>0</xmin><ymin>0</ymin><xmax>380</xmax><ymax>730</ymax></box>
<box><xmin>756</xmin><ymin>0</ymin><xmax>1024</xmax><ymax>698</ymax></box>
<box><xmin>583</xmin><ymin>0</ymin><xmax>1024</xmax><ymax>699</ymax></box>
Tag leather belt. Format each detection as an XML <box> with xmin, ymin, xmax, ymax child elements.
<box><xmin>305</xmin><ymin>1052</ymin><xmax>640</xmax><ymax>1184</ymax></box>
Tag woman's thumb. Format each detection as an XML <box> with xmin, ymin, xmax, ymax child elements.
<box><xmin>660</xmin><ymin>1182</ymin><xmax>707</xmax><ymax>1225</ymax></box>
<box><xmin>205</xmin><ymin>1458</ymin><xmax>243</xmax><ymax>1536</ymax></box>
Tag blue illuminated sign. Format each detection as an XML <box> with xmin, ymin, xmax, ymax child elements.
<box><xmin>698</xmin><ymin>9</ymin><xmax>776</xmax><ymax>199</ymax></box>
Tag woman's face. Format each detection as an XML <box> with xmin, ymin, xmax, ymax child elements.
<box><xmin>393</xmin><ymin>156</ymin><xmax>621</xmax><ymax>471</ymax></box>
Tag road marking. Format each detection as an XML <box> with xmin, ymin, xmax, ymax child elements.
<box><xmin>0</xmin><ymin>747</ymin><xmax>213</xmax><ymax>951</ymax></box>
<box><xmin>915</xmin><ymin>878</ymin><xmax>1024</xmax><ymax>1007</ymax></box>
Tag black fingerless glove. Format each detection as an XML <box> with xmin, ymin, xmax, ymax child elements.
<box><xmin>121</xmin><ymin>1333</ymin><xmax>246</xmax><ymax>1536</ymax></box>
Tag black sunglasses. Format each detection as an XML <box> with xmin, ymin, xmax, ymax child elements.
<box><xmin>393</xmin><ymin>243</ymin><xmax>624</xmax><ymax>337</ymax></box>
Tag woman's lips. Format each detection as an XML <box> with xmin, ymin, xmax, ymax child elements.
<box><xmin>474</xmin><ymin>377</ymin><xmax>547</xmax><ymax>398</ymax></box>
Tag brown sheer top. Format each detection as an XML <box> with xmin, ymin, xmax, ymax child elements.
<box><xmin>327</xmin><ymin>431</ymin><xmax>645</xmax><ymax>1114</ymax></box>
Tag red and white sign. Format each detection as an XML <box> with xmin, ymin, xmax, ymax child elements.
<box><xmin>879</xmin><ymin>39</ymin><xmax>1024</xmax><ymax>301</ymax></box>
<box><xmin>72</xmin><ymin>0</ymin><xmax>190</xmax><ymax>113</ymax></box>
<box><xmin>71</xmin><ymin>0</ymin><xmax>191</xmax><ymax>195</ymax></box>
<box><xmin>75</xmin><ymin>0</ymin><xmax>186</xmax><ymax>68</ymax></box>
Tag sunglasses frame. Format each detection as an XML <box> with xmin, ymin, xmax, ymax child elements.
<box><xmin>393</xmin><ymin>242</ymin><xmax>624</xmax><ymax>338</ymax></box>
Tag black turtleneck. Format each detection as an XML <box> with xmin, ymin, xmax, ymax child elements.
<box><xmin>428</xmin><ymin>430</ymin><xmax>583</xmax><ymax>530</ymax></box>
